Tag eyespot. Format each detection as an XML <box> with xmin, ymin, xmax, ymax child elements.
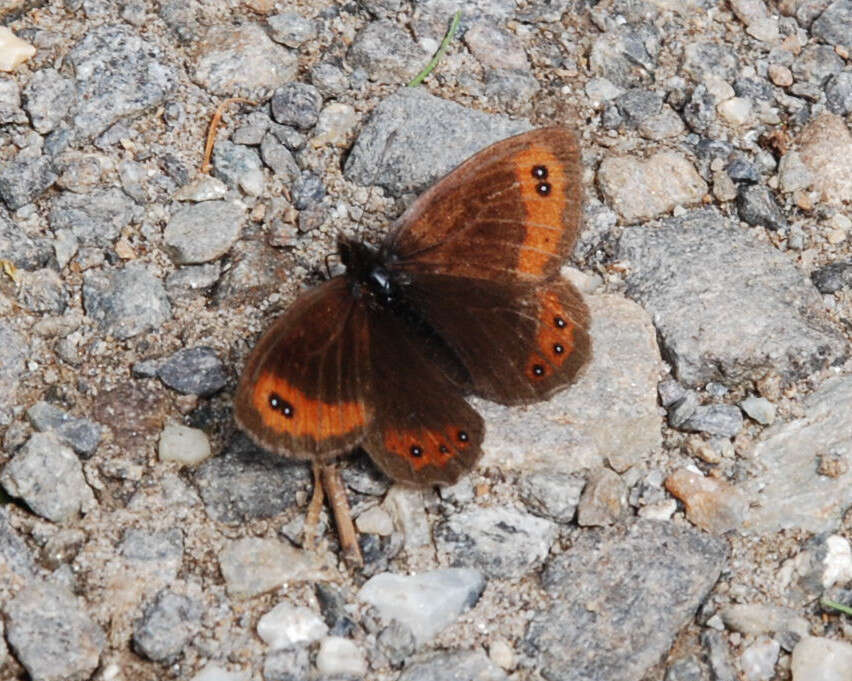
<box><xmin>410</xmin><ymin>444</ymin><xmax>423</xmax><ymax>458</ymax></box>
<box><xmin>532</xmin><ymin>165</ymin><xmax>548</xmax><ymax>180</ymax></box>
<box><xmin>269</xmin><ymin>392</ymin><xmax>294</xmax><ymax>418</ymax></box>
<box><xmin>536</xmin><ymin>182</ymin><xmax>551</xmax><ymax>196</ymax></box>
<box><xmin>532</xmin><ymin>364</ymin><xmax>546</xmax><ymax>377</ymax></box>
<box><xmin>553</xmin><ymin>343</ymin><xmax>564</xmax><ymax>355</ymax></box>
<box><xmin>554</xmin><ymin>316</ymin><xmax>566</xmax><ymax>329</ymax></box>
<box><xmin>457</xmin><ymin>430</ymin><xmax>469</xmax><ymax>443</ymax></box>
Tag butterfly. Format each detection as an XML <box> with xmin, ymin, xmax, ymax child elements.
<box><xmin>235</xmin><ymin>127</ymin><xmax>591</xmax><ymax>487</ymax></box>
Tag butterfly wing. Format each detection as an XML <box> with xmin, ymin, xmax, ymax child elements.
<box><xmin>234</xmin><ymin>277</ymin><xmax>373</xmax><ymax>461</ymax></box>
<box><xmin>361</xmin><ymin>307</ymin><xmax>484</xmax><ymax>486</ymax></box>
<box><xmin>385</xmin><ymin>127</ymin><xmax>582</xmax><ymax>284</ymax></box>
<box><xmin>401</xmin><ymin>274</ymin><xmax>591</xmax><ymax>405</ymax></box>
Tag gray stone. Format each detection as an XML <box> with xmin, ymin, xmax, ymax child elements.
<box><xmin>739</xmin><ymin>396</ymin><xmax>777</xmax><ymax>425</ymax></box>
<box><xmin>17</xmin><ymin>268</ymin><xmax>68</xmax><ymax>314</ymax></box>
<box><xmin>49</xmin><ymin>188</ymin><xmax>135</xmax><ymax>247</ymax></box>
<box><xmin>219</xmin><ymin>537</ymin><xmax>326</xmax><ymax>598</ymax></box>
<box><xmin>682</xmin><ymin>85</ymin><xmax>717</xmax><ymax>133</ymax></box>
<box><xmin>737</xmin><ymin>184</ymin><xmax>787</xmax><ymax>231</ymax></box>
<box><xmin>718</xmin><ymin>604</ymin><xmax>809</xmax><ymax>638</ymax></box>
<box><xmin>811</xmin><ymin>261</ymin><xmax>852</xmax><ymax>294</ymax></box>
<box><xmin>484</xmin><ymin>69</ymin><xmax>541</xmax><ymax>104</ymax></box>
<box><xmin>213</xmin><ymin>240</ymin><xmax>291</xmax><ymax>305</ymax></box>
<box><xmin>464</xmin><ymin>21</ymin><xmax>529</xmax><ymax>71</ymax></box>
<box><xmin>358</xmin><ymin>568</ymin><xmax>486</xmax><ymax>646</ymax></box>
<box><xmin>192</xmin><ymin>23</ymin><xmax>297</xmax><ymax>97</ymax></box>
<box><xmin>398</xmin><ymin>650</ymin><xmax>508</xmax><ymax>681</ymax></box>
<box><xmin>682</xmin><ymin>41</ymin><xmax>739</xmax><ymax>81</ymax></box>
<box><xmin>527</xmin><ymin>521</ymin><xmax>727</xmax><ymax>681</ymax></box>
<box><xmin>310</xmin><ymin>61</ymin><xmax>349</xmax><ymax>97</ymax></box>
<box><xmin>825</xmin><ymin>71</ymin><xmax>852</xmax><ymax>115</ymax></box>
<box><xmin>0</xmin><ymin>506</ymin><xmax>36</xmax><ymax>578</ymax></box>
<box><xmin>1</xmin><ymin>432</ymin><xmax>95</xmax><ymax>522</ymax></box>
<box><xmin>665</xmin><ymin>656</ymin><xmax>706</xmax><ymax>681</ymax></box>
<box><xmin>589</xmin><ymin>24</ymin><xmax>660</xmax><ymax>87</ymax></box>
<box><xmin>680</xmin><ymin>404</ymin><xmax>744</xmax><ymax>438</ymax></box>
<box><xmin>347</xmin><ymin>20</ymin><xmax>429</xmax><ymax>83</ymax></box>
<box><xmin>0</xmin><ymin>76</ymin><xmax>25</xmax><ymax>125</ymax></box>
<box><xmin>615</xmin><ymin>88</ymin><xmax>663</xmax><ymax>126</ymax></box>
<box><xmin>667</xmin><ymin>391</ymin><xmax>700</xmax><ymax>428</ymax></box>
<box><xmin>597</xmin><ymin>151</ymin><xmax>708</xmax><ymax>222</ymax></box>
<box><xmin>157</xmin><ymin>347</ymin><xmax>227</xmax><ymax>396</ymax></box>
<box><xmin>792</xmin><ymin>45</ymin><xmax>843</xmax><ymax>85</ymax></box>
<box><xmin>0</xmin><ymin>321</ymin><xmax>26</xmax><ymax>413</ymax></box>
<box><xmin>257</xmin><ymin>603</ymin><xmax>327</xmax><ymax>650</ymax></box>
<box><xmin>260</xmin><ymin>135</ymin><xmax>299</xmax><ymax>181</ymax></box>
<box><xmin>812</xmin><ymin>1</ymin><xmax>852</xmax><ymax>50</ymax></box>
<box><xmin>25</xmin><ymin>68</ymin><xmax>75</xmax><ymax>132</ymax></box>
<box><xmin>5</xmin><ymin>582</ymin><xmax>105</xmax><ymax>681</ymax></box>
<box><xmin>345</xmin><ymin>88</ymin><xmax>528</xmax><ymax>197</ymax></box>
<box><xmin>263</xmin><ymin>646</ymin><xmax>310</xmax><ymax>681</ymax></box>
<box><xmin>0</xmin><ymin>207</ymin><xmax>52</xmax><ymax>269</ymax></box>
<box><xmin>519</xmin><ymin>470</ymin><xmax>585</xmax><ymax>523</ymax></box>
<box><xmin>316</xmin><ymin>584</ymin><xmax>357</xmax><ymax>637</ymax></box>
<box><xmin>166</xmin><ymin>263</ymin><xmax>221</xmax><ymax>293</ymax></box>
<box><xmin>291</xmin><ymin>171</ymin><xmax>325</xmax><ymax>209</ymax></box>
<box><xmin>576</xmin><ymin>467</ymin><xmax>628</xmax><ymax>526</ymax></box>
<box><xmin>741</xmin><ymin>375</ymin><xmax>852</xmax><ymax>534</ymax></box>
<box><xmin>702</xmin><ymin>630</ymin><xmax>737</xmax><ymax>681</ymax></box>
<box><xmin>83</xmin><ymin>262</ymin><xmax>171</xmax><ymax>339</ymax></box>
<box><xmin>193</xmin><ymin>436</ymin><xmax>310</xmax><ymax>524</ymax></box>
<box><xmin>133</xmin><ymin>589</ymin><xmax>201</xmax><ymax>662</ymax></box>
<box><xmin>0</xmin><ymin>155</ymin><xmax>57</xmax><ymax>210</ymax></box>
<box><xmin>268</xmin><ymin>12</ymin><xmax>317</xmax><ymax>48</ymax></box>
<box><xmin>478</xmin><ymin>294</ymin><xmax>663</xmax><ymax>475</ymax></box>
<box><xmin>158</xmin><ymin>0</ymin><xmax>198</xmax><ymax>43</ymax></box>
<box><xmin>26</xmin><ymin>400</ymin><xmax>102</xmax><ymax>457</ymax></box>
<box><xmin>791</xmin><ymin>636</ymin><xmax>852</xmax><ymax>681</ymax></box>
<box><xmin>119</xmin><ymin>528</ymin><xmax>183</xmax><ymax>563</ymax></box>
<box><xmin>68</xmin><ymin>24</ymin><xmax>177</xmax><ymax>139</ymax></box>
<box><xmin>163</xmin><ymin>201</ymin><xmax>244</xmax><ymax>264</ymax></box>
<box><xmin>434</xmin><ymin>506</ymin><xmax>558</xmax><ymax>579</ymax></box>
<box><xmin>726</xmin><ymin>157</ymin><xmax>761</xmax><ymax>184</ymax></box>
<box><xmin>270</xmin><ymin>82</ymin><xmax>322</xmax><ymax>131</ymax></box>
<box><xmin>616</xmin><ymin>210</ymin><xmax>847</xmax><ymax>387</ymax></box>
<box><xmin>212</xmin><ymin>140</ymin><xmax>264</xmax><ymax>195</ymax></box>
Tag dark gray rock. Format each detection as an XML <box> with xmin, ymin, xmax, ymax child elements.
<box><xmin>0</xmin><ymin>207</ymin><xmax>52</xmax><ymax>269</ymax></box>
<box><xmin>1</xmin><ymin>432</ymin><xmax>95</xmax><ymax>522</ymax></box>
<box><xmin>310</xmin><ymin>61</ymin><xmax>349</xmax><ymax>97</ymax></box>
<box><xmin>615</xmin><ymin>88</ymin><xmax>663</xmax><ymax>126</ymax></box>
<box><xmin>811</xmin><ymin>261</ymin><xmax>852</xmax><ymax>293</ymax></box>
<box><xmin>156</xmin><ymin>346</ymin><xmax>227</xmax><ymax>396</ymax></box>
<box><xmin>193</xmin><ymin>435</ymin><xmax>310</xmax><ymax>524</ymax></box>
<box><xmin>701</xmin><ymin>630</ymin><xmax>737</xmax><ymax>681</ymax></box>
<box><xmin>4</xmin><ymin>582</ymin><xmax>105</xmax><ymax>681</ymax></box>
<box><xmin>268</xmin><ymin>12</ymin><xmax>317</xmax><ymax>48</ymax></box>
<box><xmin>0</xmin><ymin>155</ymin><xmax>57</xmax><ymax>210</ymax></box>
<box><xmin>397</xmin><ymin>650</ymin><xmax>507</xmax><ymax>681</ymax></box>
<box><xmin>67</xmin><ymin>24</ymin><xmax>177</xmax><ymax>139</ymax></box>
<box><xmin>83</xmin><ymin>262</ymin><xmax>171</xmax><ymax>340</ymax></box>
<box><xmin>26</xmin><ymin>400</ymin><xmax>102</xmax><ymax>457</ymax></box>
<box><xmin>344</xmin><ymin>88</ymin><xmax>528</xmax><ymax>197</ymax></box>
<box><xmin>733</xmin><ymin>77</ymin><xmax>774</xmax><ymax>102</ymax></box>
<box><xmin>791</xmin><ymin>44</ymin><xmax>843</xmax><ymax>85</ymax></box>
<box><xmin>682</xmin><ymin>41</ymin><xmax>739</xmax><ymax>81</ymax></box>
<box><xmin>811</xmin><ymin>0</ymin><xmax>852</xmax><ymax>51</ymax></box>
<box><xmin>316</xmin><ymin>584</ymin><xmax>357</xmax><ymax>637</ymax></box>
<box><xmin>270</xmin><ymin>82</ymin><xmax>322</xmax><ymax>131</ymax></box>
<box><xmin>680</xmin><ymin>404</ymin><xmax>744</xmax><ymax>438</ymax></box>
<box><xmin>263</xmin><ymin>646</ymin><xmax>310</xmax><ymax>681</ymax></box>
<box><xmin>22</xmin><ymin>68</ymin><xmax>76</xmax><ymax>134</ymax></box>
<box><xmin>49</xmin><ymin>188</ymin><xmax>136</xmax><ymax>247</ymax></box>
<box><xmin>726</xmin><ymin>157</ymin><xmax>761</xmax><ymax>183</ymax></box>
<box><xmin>526</xmin><ymin>521</ymin><xmax>727</xmax><ymax>681</ymax></box>
<box><xmin>667</xmin><ymin>390</ymin><xmax>700</xmax><ymax>428</ymax></box>
<box><xmin>665</xmin><ymin>655</ymin><xmax>706</xmax><ymax>681</ymax></box>
<box><xmin>434</xmin><ymin>506</ymin><xmax>558</xmax><ymax>579</ymax></box>
<box><xmin>347</xmin><ymin>20</ymin><xmax>429</xmax><ymax>83</ymax></box>
<box><xmin>211</xmin><ymin>139</ymin><xmax>264</xmax><ymax>194</ymax></box>
<box><xmin>260</xmin><ymin>135</ymin><xmax>300</xmax><ymax>182</ymax></box>
<box><xmin>682</xmin><ymin>85</ymin><xmax>716</xmax><ymax>133</ymax></box>
<box><xmin>616</xmin><ymin>210</ymin><xmax>847</xmax><ymax>387</ymax></box>
<box><xmin>133</xmin><ymin>589</ymin><xmax>201</xmax><ymax>662</ymax></box>
<box><xmin>163</xmin><ymin>201</ymin><xmax>244</xmax><ymax>264</ymax></box>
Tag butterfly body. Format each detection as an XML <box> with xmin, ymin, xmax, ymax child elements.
<box><xmin>236</xmin><ymin>127</ymin><xmax>591</xmax><ymax>486</ymax></box>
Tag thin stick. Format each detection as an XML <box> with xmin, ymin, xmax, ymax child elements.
<box><xmin>200</xmin><ymin>97</ymin><xmax>253</xmax><ymax>174</ymax></box>
<box><xmin>407</xmin><ymin>10</ymin><xmax>462</xmax><ymax>87</ymax></box>
<box><xmin>320</xmin><ymin>463</ymin><xmax>363</xmax><ymax>568</ymax></box>
<box><xmin>304</xmin><ymin>461</ymin><xmax>325</xmax><ymax>550</ymax></box>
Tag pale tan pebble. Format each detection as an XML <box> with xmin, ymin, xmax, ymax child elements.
<box><xmin>768</xmin><ymin>64</ymin><xmax>792</xmax><ymax>87</ymax></box>
<box><xmin>0</xmin><ymin>27</ymin><xmax>35</xmax><ymax>71</ymax></box>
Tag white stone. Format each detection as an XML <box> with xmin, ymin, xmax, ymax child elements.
<box><xmin>190</xmin><ymin>663</ymin><xmax>250</xmax><ymax>681</ymax></box>
<box><xmin>741</xmin><ymin>636</ymin><xmax>780</xmax><ymax>681</ymax></box>
<box><xmin>718</xmin><ymin>97</ymin><xmax>753</xmax><ymax>126</ymax></box>
<box><xmin>316</xmin><ymin>637</ymin><xmax>367</xmax><ymax>677</ymax></box>
<box><xmin>489</xmin><ymin>637</ymin><xmax>515</xmax><ymax>670</ymax></box>
<box><xmin>822</xmin><ymin>535</ymin><xmax>852</xmax><ymax>589</ymax></box>
<box><xmin>257</xmin><ymin>603</ymin><xmax>328</xmax><ymax>649</ymax></box>
<box><xmin>355</xmin><ymin>505</ymin><xmax>394</xmax><ymax>536</ymax></box>
<box><xmin>704</xmin><ymin>75</ymin><xmax>735</xmax><ymax>101</ymax></box>
<box><xmin>358</xmin><ymin>568</ymin><xmax>485</xmax><ymax>645</ymax></box>
<box><xmin>0</xmin><ymin>27</ymin><xmax>35</xmax><ymax>72</ymax></box>
<box><xmin>312</xmin><ymin>103</ymin><xmax>360</xmax><ymax>147</ymax></box>
<box><xmin>158</xmin><ymin>423</ymin><xmax>211</xmax><ymax>466</ymax></box>
<box><xmin>791</xmin><ymin>636</ymin><xmax>852</xmax><ymax>681</ymax></box>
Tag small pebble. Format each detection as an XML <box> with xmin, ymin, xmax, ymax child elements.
<box><xmin>316</xmin><ymin>637</ymin><xmax>367</xmax><ymax>678</ymax></box>
<box><xmin>158</xmin><ymin>423</ymin><xmax>211</xmax><ymax>466</ymax></box>
<box><xmin>256</xmin><ymin>603</ymin><xmax>327</xmax><ymax>650</ymax></box>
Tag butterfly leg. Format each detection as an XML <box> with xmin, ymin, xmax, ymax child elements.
<box><xmin>303</xmin><ymin>461</ymin><xmax>325</xmax><ymax>551</ymax></box>
<box><xmin>320</xmin><ymin>463</ymin><xmax>363</xmax><ymax>568</ymax></box>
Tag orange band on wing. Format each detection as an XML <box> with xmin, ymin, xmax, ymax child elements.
<box><xmin>525</xmin><ymin>288</ymin><xmax>578</xmax><ymax>381</ymax></box>
<box><xmin>383</xmin><ymin>426</ymin><xmax>472</xmax><ymax>471</ymax></box>
<box><xmin>512</xmin><ymin>145</ymin><xmax>570</xmax><ymax>276</ymax></box>
<box><xmin>252</xmin><ymin>371</ymin><xmax>367</xmax><ymax>439</ymax></box>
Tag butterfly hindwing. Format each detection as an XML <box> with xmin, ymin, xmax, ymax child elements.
<box><xmin>400</xmin><ymin>274</ymin><xmax>591</xmax><ymax>405</ymax></box>
<box><xmin>361</xmin><ymin>306</ymin><xmax>484</xmax><ymax>486</ymax></box>
<box><xmin>386</xmin><ymin>127</ymin><xmax>582</xmax><ymax>284</ymax></box>
<box><xmin>234</xmin><ymin>277</ymin><xmax>373</xmax><ymax>460</ymax></box>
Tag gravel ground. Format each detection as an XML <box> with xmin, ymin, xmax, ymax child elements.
<box><xmin>0</xmin><ymin>1</ymin><xmax>851</xmax><ymax>680</ymax></box>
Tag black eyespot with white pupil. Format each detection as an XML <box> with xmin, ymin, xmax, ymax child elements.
<box><xmin>532</xmin><ymin>364</ymin><xmax>546</xmax><ymax>376</ymax></box>
<box><xmin>269</xmin><ymin>392</ymin><xmax>294</xmax><ymax>418</ymax></box>
<box><xmin>439</xmin><ymin>444</ymin><xmax>450</xmax><ymax>454</ymax></box>
<box><xmin>536</xmin><ymin>182</ymin><xmax>551</xmax><ymax>196</ymax></box>
<box><xmin>457</xmin><ymin>430</ymin><xmax>468</xmax><ymax>443</ymax></box>
<box><xmin>553</xmin><ymin>343</ymin><xmax>564</xmax><ymax>354</ymax></box>
<box><xmin>554</xmin><ymin>316</ymin><xmax>567</xmax><ymax>328</ymax></box>
<box><xmin>532</xmin><ymin>165</ymin><xmax>548</xmax><ymax>179</ymax></box>
<box><xmin>410</xmin><ymin>444</ymin><xmax>423</xmax><ymax>458</ymax></box>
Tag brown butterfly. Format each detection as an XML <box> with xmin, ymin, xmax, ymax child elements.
<box><xmin>235</xmin><ymin>127</ymin><xmax>591</xmax><ymax>488</ymax></box>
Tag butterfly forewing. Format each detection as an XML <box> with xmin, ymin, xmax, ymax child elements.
<box><xmin>387</xmin><ymin>127</ymin><xmax>582</xmax><ymax>284</ymax></box>
<box><xmin>362</xmin><ymin>307</ymin><xmax>484</xmax><ymax>486</ymax></box>
<box><xmin>234</xmin><ymin>277</ymin><xmax>373</xmax><ymax>460</ymax></box>
<box><xmin>401</xmin><ymin>274</ymin><xmax>591</xmax><ymax>405</ymax></box>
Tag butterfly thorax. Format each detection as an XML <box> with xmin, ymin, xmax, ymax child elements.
<box><xmin>338</xmin><ymin>237</ymin><xmax>399</xmax><ymax>306</ymax></box>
